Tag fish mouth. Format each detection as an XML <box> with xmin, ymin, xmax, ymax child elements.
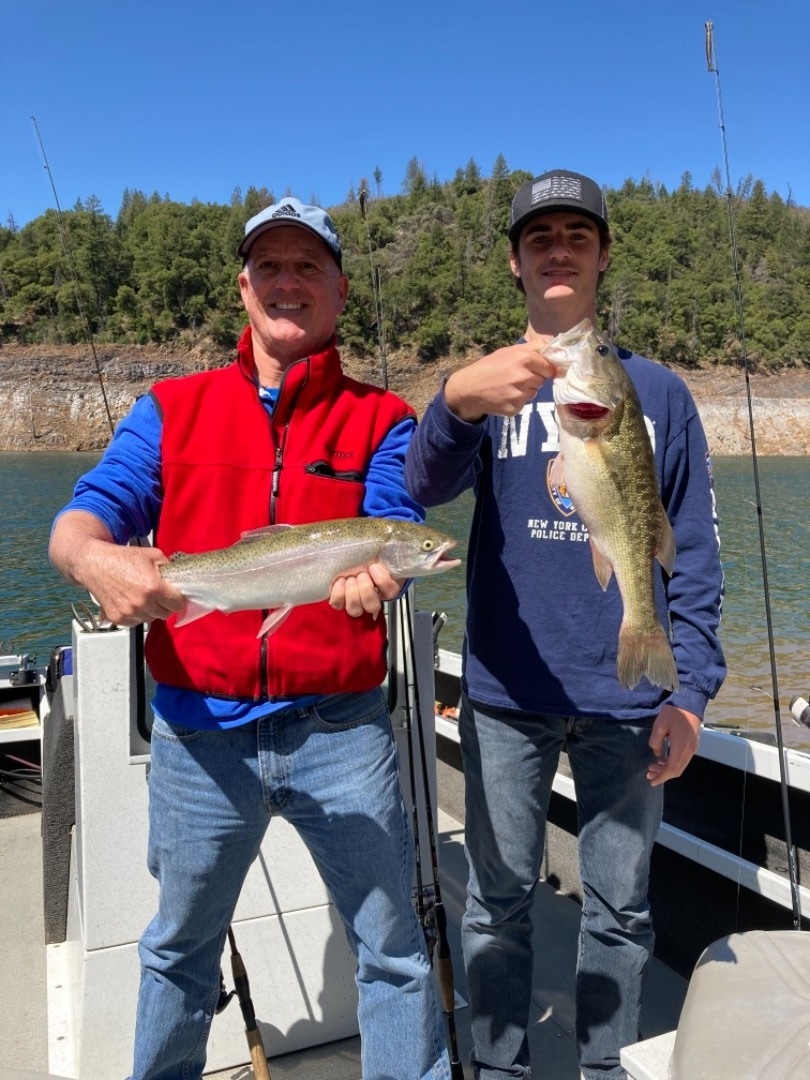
<box><xmin>565</xmin><ymin>402</ymin><xmax>612</xmax><ymax>421</ymax></box>
<box><xmin>427</xmin><ymin>540</ymin><xmax>462</xmax><ymax>573</ymax></box>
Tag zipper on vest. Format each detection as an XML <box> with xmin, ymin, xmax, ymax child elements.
<box><xmin>270</xmin><ymin>445</ymin><xmax>283</xmax><ymax>523</ymax></box>
<box><xmin>304</xmin><ymin>460</ymin><xmax>364</xmax><ymax>483</ymax></box>
<box><xmin>264</xmin><ymin>438</ymin><xmax>287</xmax><ymax>691</ymax></box>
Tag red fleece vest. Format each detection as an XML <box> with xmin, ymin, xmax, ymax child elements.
<box><xmin>145</xmin><ymin>329</ymin><xmax>415</xmax><ymax>700</ymax></box>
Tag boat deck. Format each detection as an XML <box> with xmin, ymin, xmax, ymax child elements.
<box><xmin>0</xmin><ymin>782</ymin><xmax>686</xmax><ymax>1080</ymax></box>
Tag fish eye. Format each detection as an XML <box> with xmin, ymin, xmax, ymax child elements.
<box><xmin>596</xmin><ymin>344</ymin><xmax>609</xmax><ymax>356</ymax></box>
<box><xmin>422</xmin><ymin>539</ymin><xmax>435</xmax><ymax>551</ymax></box>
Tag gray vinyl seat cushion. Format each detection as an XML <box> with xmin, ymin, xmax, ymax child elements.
<box><xmin>670</xmin><ymin>930</ymin><xmax>810</xmax><ymax>1079</ymax></box>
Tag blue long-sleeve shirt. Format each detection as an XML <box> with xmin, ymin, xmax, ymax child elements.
<box><xmin>58</xmin><ymin>391</ymin><xmax>423</xmax><ymax>729</ymax></box>
<box><xmin>405</xmin><ymin>348</ymin><xmax>726</xmax><ymax>721</ymax></box>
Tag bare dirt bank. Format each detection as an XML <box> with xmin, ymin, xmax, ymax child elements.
<box><xmin>1</xmin><ymin>343</ymin><xmax>808</xmax><ymax>456</ymax></box>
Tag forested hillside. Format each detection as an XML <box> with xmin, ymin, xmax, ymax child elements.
<box><xmin>1</xmin><ymin>158</ymin><xmax>808</xmax><ymax>369</ymax></box>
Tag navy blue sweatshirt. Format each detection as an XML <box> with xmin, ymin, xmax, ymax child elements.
<box><xmin>405</xmin><ymin>348</ymin><xmax>726</xmax><ymax>721</ymax></box>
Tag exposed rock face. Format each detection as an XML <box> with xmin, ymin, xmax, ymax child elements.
<box><xmin>680</xmin><ymin>365</ymin><xmax>810</xmax><ymax>456</ymax></box>
<box><xmin>693</xmin><ymin>399</ymin><xmax>810</xmax><ymax>455</ymax></box>
<box><xmin>1</xmin><ymin>343</ymin><xmax>808</xmax><ymax>456</ymax></box>
<box><xmin>0</xmin><ymin>345</ymin><xmax>222</xmax><ymax>452</ymax></box>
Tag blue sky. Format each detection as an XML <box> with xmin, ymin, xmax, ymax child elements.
<box><xmin>3</xmin><ymin>0</ymin><xmax>809</xmax><ymax>229</ymax></box>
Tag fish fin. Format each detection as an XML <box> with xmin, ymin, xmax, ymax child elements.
<box><xmin>589</xmin><ymin>540</ymin><xmax>614</xmax><ymax>591</ymax></box>
<box><xmin>572</xmin><ymin>318</ymin><xmax>594</xmax><ymax>333</ymax></box>
<box><xmin>617</xmin><ymin>624</ymin><xmax>680</xmax><ymax>692</ymax></box>
<box><xmin>174</xmin><ymin>599</ymin><xmax>215</xmax><ymax>627</ymax></box>
<box><xmin>549</xmin><ymin>453</ymin><xmax>566</xmax><ymax>487</ymax></box>
<box><xmin>655</xmin><ymin>513</ymin><xmax>677</xmax><ymax>577</ymax></box>
<box><xmin>584</xmin><ymin>435</ymin><xmax>621</xmax><ymax>477</ymax></box>
<box><xmin>237</xmin><ymin>524</ymin><xmax>294</xmax><ymax>544</ymax></box>
<box><xmin>257</xmin><ymin>604</ymin><xmax>294</xmax><ymax>638</ymax></box>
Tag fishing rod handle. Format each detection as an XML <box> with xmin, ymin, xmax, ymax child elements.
<box><xmin>228</xmin><ymin>928</ymin><xmax>271</xmax><ymax>1076</ymax></box>
<box><xmin>435</xmin><ymin>952</ymin><xmax>457</xmax><ymax>1015</ymax></box>
<box><xmin>442</xmin><ymin>997</ymin><xmax>465</xmax><ymax>1078</ymax></box>
<box><xmin>230</xmin><ymin>957</ymin><xmax>258</xmax><ymax>1027</ymax></box>
<box><xmin>246</xmin><ymin>1027</ymin><xmax>273</xmax><ymax>1080</ymax></box>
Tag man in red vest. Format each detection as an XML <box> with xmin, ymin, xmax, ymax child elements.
<box><xmin>50</xmin><ymin>198</ymin><xmax>450</xmax><ymax>1080</ymax></box>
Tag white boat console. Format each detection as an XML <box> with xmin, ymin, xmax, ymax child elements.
<box><xmin>45</xmin><ymin>607</ymin><xmax>438</xmax><ymax>1079</ymax></box>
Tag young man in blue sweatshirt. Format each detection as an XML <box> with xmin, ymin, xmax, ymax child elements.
<box><xmin>405</xmin><ymin>170</ymin><xmax>726</xmax><ymax>1080</ymax></box>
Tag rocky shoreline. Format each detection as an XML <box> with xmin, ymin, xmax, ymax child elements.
<box><xmin>1</xmin><ymin>343</ymin><xmax>809</xmax><ymax>456</ymax></box>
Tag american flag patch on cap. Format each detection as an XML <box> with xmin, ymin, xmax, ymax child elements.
<box><xmin>532</xmin><ymin>175</ymin><xmax>583</xmax><ymax>205</ymax></box>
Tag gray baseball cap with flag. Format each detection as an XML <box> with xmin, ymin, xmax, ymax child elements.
<box><xmin>238</xmin><ymin>197</ymin><xmax>342</xmax><ymax>268</ymax></box>
<box><xmin>508</xmin><ymin>170</ymin><xmax>608</xmax><ymax>243</ymax></box>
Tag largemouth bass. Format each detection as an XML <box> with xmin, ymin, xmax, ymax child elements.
<box><xmin>160</xmin><ymin>517</ymin><xmax>460</xmax><ymax>637</ymax></box>
<box><xmin>543</xmin><ymin>319</ymin><xmax>679</xmax><ymax>691</ymax></box>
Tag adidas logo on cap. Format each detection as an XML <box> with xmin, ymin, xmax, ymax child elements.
<box><xmin>271</xmin><ymin>203</ymin><xmax>302</xmax><ymax>220</ymax></box>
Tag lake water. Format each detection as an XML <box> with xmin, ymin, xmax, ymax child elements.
<box><xmin>2</xmin><ymin>452</ymin><xmax>808</xmax><ymax>749</ymax></box>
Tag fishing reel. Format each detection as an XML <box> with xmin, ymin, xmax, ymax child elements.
<box><xmin>790</xmin><ymin>696</ymin><xmax>810</xmax><ymax>729</ymax></box>
<box><xmin>215</xmin><ymin>969</ymin><xmax>237</xmax><ymax>1014</ymax></box>
<box><xmin>415</xmin><ymin>883</ymin><xmax>438</xmax><ymax>958</ymax></box>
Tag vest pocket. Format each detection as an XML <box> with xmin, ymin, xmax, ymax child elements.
<box><xmin>304</xmin><ymin>460</ymin><xmax>364</xmax><ymax>483</ymax></box>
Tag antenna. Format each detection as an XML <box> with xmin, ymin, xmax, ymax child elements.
<box><xmin>359</xmin><ymin>187</ymin><xmax>389</xmax><ymax>389</ymax></box>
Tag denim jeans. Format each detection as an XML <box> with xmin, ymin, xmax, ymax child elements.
<box><xmin>129</xmin><ymin>688</ymin><xmax>450</xmax><ymax>1080</ymax></box>
<box><xmin>459</xmin><ymin>694</ymin><xmax>663</xmax><ymax>1080</ymax></box>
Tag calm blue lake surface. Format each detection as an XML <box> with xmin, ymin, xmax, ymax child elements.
<box><xmin>1</xmin><ymin>452</ymin><xmax>808</xmax><ymax>748</ymax></box>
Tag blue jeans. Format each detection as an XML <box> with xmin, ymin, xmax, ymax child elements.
<box><xmin>130</xmin><ymin>688</ymin><xmax>449</xmax><ymax>1080</ymax></box>
<box><xmin>459</xmin><ymin>694</ymin><xmax>663</xmax><ymax>1080</ymax></box>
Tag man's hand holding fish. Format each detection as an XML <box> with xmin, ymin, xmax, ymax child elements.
<box><xmin>444</xmin><ymin>342</ymin><xmax>557</xmax><ymax>422</ymax></box>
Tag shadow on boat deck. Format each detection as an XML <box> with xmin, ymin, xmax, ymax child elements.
<box><xmin>0</xmin><ymin>796</ymin><xmax>686</xmax><ymax>1080</ymax></box>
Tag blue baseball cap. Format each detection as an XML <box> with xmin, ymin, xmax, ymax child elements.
<box><xmin>238</xmin><ymin>197</ymin><xmax>343</xmax><ymax>268</ymax></box>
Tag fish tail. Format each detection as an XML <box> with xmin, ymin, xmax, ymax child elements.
<box><xmin>617</xmin><ymin>624</ymin><xmax>680</xmax><ymax>692</ymax></box>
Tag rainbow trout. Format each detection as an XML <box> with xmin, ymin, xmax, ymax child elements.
<box><xmin>160</xmin><ymin>517</ymin><xmax>460</xmax><ymax>637</ymax></box>
<box><xmin>544</xmin><ymin>319</ymin><xmax>679</xmax><ymax>691</ymax></box>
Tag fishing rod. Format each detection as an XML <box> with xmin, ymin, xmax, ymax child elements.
<box><xmin>32</xmin><ymin>119</ymin><xmax>275</xmax><ymax>1070</ymax></box>
<box><xmin>400</xmin><ymin>598</ymin><xmax>432</xmax><ymax>949</ymax></box>
<box><xmin>217</xmin><ymin>928</ymin><xmax>273</xmax><ymax>1080</ymax></box>
<box><xmin>358</xmin><ymin>187</ymin><xmax>389</xmax><ymax>389</ymax></box>
<box><xmin>30</xmin><ymin>116</ymin><xmax>116</xmax><ymax>436</ymax></box>
<box><xmin>399</xmin><ymin>593</ymin><xmax>465</xmax><ymax>1078</ymax></box>
<box><xmin>704</xmin><ymin>21</ymin><xmax>802</xmax><ymax>929</ymax></box>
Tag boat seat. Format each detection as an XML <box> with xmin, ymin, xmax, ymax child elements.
<box><xmin>670</xmin><ymin>930</ymin><xmax>810</xmax><ymax>1079</ymax></box>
